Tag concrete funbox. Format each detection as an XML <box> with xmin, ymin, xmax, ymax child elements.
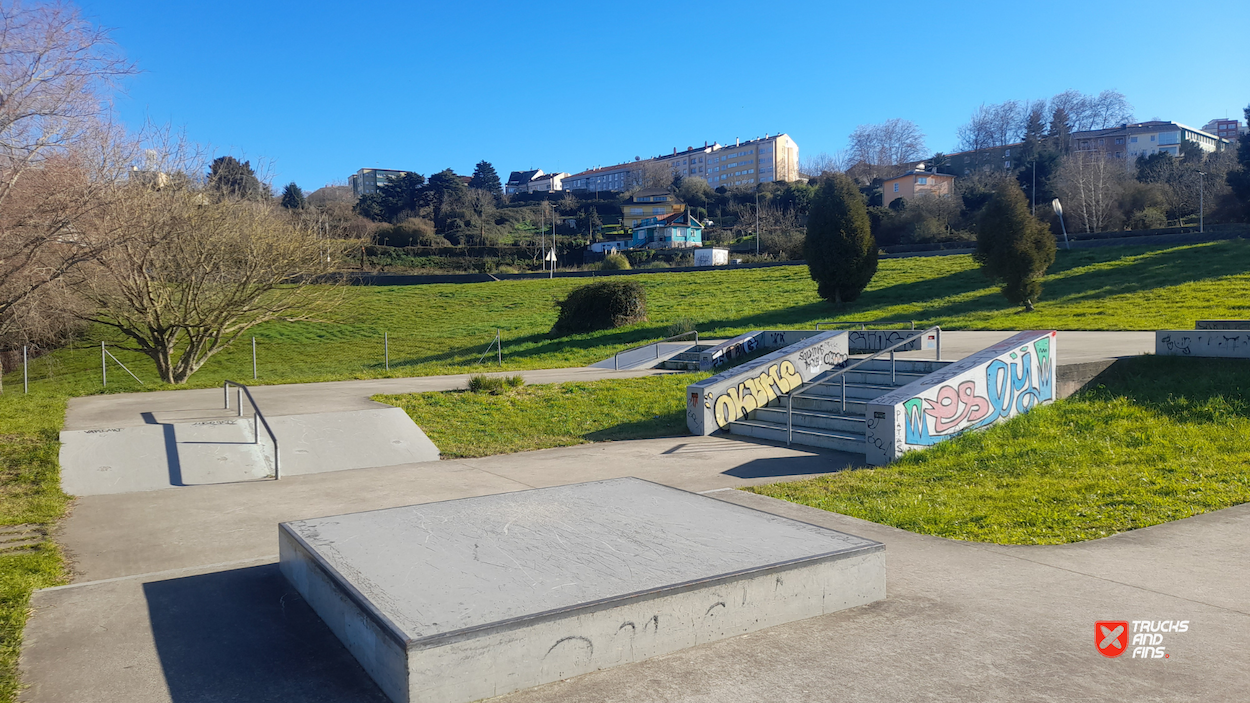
<box><xmin>279</xmin><ymin>478</ymin><xmax>884</xmax><ymax>703</ymax></box>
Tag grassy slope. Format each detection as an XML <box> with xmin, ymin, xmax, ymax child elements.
<box><xmin>8</xmin><ymin>239</ymin><xmax>1250</xmax><ymax>395</ymax></box>
<box><xmin>0</xmin><ymin>395</ymin><xmax>70</xmax><ymax>701</ymax></box>
<box><xmin>748</xmin><ymin>356</ymin><xmax>1250</xmax><ymax>544</ymax></box>
<box><xmin>376</xmin><ymin>374</ymin><xmax>702</xmax><ymax>459</ymax></box>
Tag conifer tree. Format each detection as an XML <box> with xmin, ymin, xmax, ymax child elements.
<box><xmin>469</xmin><ymin>161</ymin><xmax>502</xmax><ymax>193</ymax></box>
<box><xmin>804</xmin><ymin>173</ymin><xmax>877</xmax><ymax>304</ymax></box>
<box><xmin>280</xmin><ymin>182</ymin><xmax>305</xmax><ymax>209</ymax></box>
<box><xmin>1226</xmin><ymin>104</ymin><xmax>1250</xmax><ymax>210</ymax></box>
<box><xmin>975</xmin><ymin>180</ymin><xmax>1056</xmax><ymax>311</ymax></box>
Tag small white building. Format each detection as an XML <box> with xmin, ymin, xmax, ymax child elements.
<box><xmin>694</xmin><ymin>247</ymin><xmax>729</xmax><ymax>267</ymax></box>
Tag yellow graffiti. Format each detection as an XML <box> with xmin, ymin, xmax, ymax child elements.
<box><xmin>713</xmin><ymin>361</ymin><xmax>805</xmax><ymax>429</ymax></box>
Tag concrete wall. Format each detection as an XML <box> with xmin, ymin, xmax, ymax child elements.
<box><xmin>1157</xmin><ymin>330</ymin><xmax>1250</xmax><ymax>358</ymax></box>
<box><xmin>697</xmin><ymin>330</ymin><xmax>824</xmax><ymax>372</ymax></box>
<box><xmin>865</xmin><ymin>331</ymin><xmax>1057</xmax><ymax>466</ymax></box>
<box><xmin>845</xmin><ymin>329</ymin><xmax>931</xmax><ymax>354</ymax></box>
<box><xmin>1194</xmin><ymin>320</ymin><xmax>1250</xmax><ymax>331</ymax></box>
<box><xmin>686</xmin><ymin>331</ymin><xmax>847</xmax><ymax>435</ymax></box>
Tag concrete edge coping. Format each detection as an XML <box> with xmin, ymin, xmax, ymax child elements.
<box><xmin>280</xmin><ymin>479</ymin><xmax>883</xmax><ymax>654</ymax></box>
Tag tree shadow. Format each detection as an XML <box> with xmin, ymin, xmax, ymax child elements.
<box><xmin>143</xmin><ymin>564</ymin><xmax>389</xmax><ymax>703</ymax></box>
<box><xmin>1079</xmin><ymin>355</ymin><xmax>1250</xmax><ymax>422</ymax></box>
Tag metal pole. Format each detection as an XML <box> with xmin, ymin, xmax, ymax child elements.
<box><xmin>102</xmin><ymin>341</ymin><xmax>107</xmax><ymax>388</ymax></box>
<box><xmin>23</xmin><ymin>346</ymin><xmax>28</xmax><ymax>394</ymax></box>
<box><xmin>497</xmin><ymin>330</ymin><xmax>502</xmax><ymax>367</ymax></box>
<box><xmin>755</xmin><ymin>190</ymin><xmax>760</xmax><ymax>256</ymax></box>
<box><xmin>224</xmin><ymin>381</ymin><xmax>229</xmax><ymax>410</ymax></box>
<box><xmin>237</xmin><ymin>388</ymin><xmax>242</xmax><ymax>417</ymax></box>
<box><xmin>385</xmin><ymin>332</ymin><xmax>389</xmax><ymax>371</ymax></box>
<box><xmin>936</xmin><ymin>328</ymin><xmax>942</xmax><ymax>361</ymax></box>
<box><xmin>890</xmin><ymin>350</ymin><xmax>896</xmax><ymax>385</ymax></box>
<box><xmin>1031</xmin><ymin>161</ymin><xmax>1036</xmax><ymax>216</ymax></box>
<box><xmin>252</xmin><ymin>337</ymin><xmax>257</xmax><ymax>380</ymax></box>
<box><xmin>841</xmin><ymin>374</ymin><xmax>846</xmax><ymax>412</ymax></box>
<box><xmin>1199</xmin><ymin>172</ymin><xmax>1205</xmax><ymax>233</ymax></box>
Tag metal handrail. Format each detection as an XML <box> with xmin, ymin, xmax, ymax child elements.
<box><xmin>223</xmin><ymin>380</ymin><xmax>281</xmax><ymax>480</ymax></box>
<box><xmin>614</xmin><ymin>330</ymin><xmax>699</xmax><ymax>370</ymax></box>
<box><xmin>785</xmin><ymin>326</ymin><xmax>942</xmax><ymax>445</ymax></box>
<box><xmin>815</xmin><ymin>320</ymin><xmax>916</xmax><ymax>330</ymax></box>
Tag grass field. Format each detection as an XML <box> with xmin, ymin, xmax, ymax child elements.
<box><xmin>748</xmin><ymin>356</ymin><xmax>1250</xmax><ymax>544</ymax></box>
<box><xmin>0</xmin><ymin>395</ymin><xmax>70</xmax><ymax>700</ymax></box>
<box><xmin>377</xmin><ymin>374</ymin><xmax>702</xmax><ymax>458</ymax></box>
<box><xmin>6</xmin><ymin>239</ymin><xmax>1250</xmax><ymax>396</ymax></box>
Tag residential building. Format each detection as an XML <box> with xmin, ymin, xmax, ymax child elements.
<box><xmin>631</xmin><ymin>211</ymin><xmax>704</xmax><ymax>249</ymax></box>
<box><xmin>621</xmin><ymin>187</ymin><xmax>684</xmax><ymax>228</ymax></box>
<box><xmin>1203</xmin><ymin>118</ymin><xmax>1245</xmax><ymax>142</ymax></box>
<box><xmin>882</xmin><ymin>166</ymin><xmax>956</xmax><ymax>204</ymax></box>
<box><xmin>562</xmin><ymin>162</ymin><xmax>636</xmax><ymax>194</ymax></box>
<box><xmin>526</xmin><ymin>172</ymin><xmax>567</xmax><ymax>193</ymax></box>
<box><xmin>1072</xmin><ymin>121</ymin><xmax>1229</xmax><ymax>161</ymax></box>
<box><xmin>505</xmin><ymin>169</ymin><xmax>543</xmax><ymax>195</ymax></box>
<box><xmin>939</xmin><ymin>142</ymin><xmax>1023</xmax><ymax>174</ymax></box>
<box><xmin>698</xmin><ymin>134</ymin><xmax>800</xmax><ymax>188</ymax></box>
<box><xmin>349</xmin><ymin>168</ymin><xmax>412</xmax><ymax>197</ymax></box>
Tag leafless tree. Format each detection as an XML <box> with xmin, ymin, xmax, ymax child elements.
<box><xmin>801</xmin><ymin>150</ymin><xmax>849</xmax><ymax>178</ymax></box>
<box><xmin>1048</xmin><ymin>89</ymin><xmax>1133</xmax><ymax>132</ymax></box>
<box><xmin>957</xmin><ymin>100</ymin><xmax>1026</xmax><ymax>152</ymax></box>
<box><xmin>625</xmin><ymin>160</ymin><xmax>671</xmax><ymax>191</ymax></box>
<box><xmin>1053</xmin><ymin>151</ymin><xmax>1128</xmax><ymax>233</ymax></box>
<box><xmin>847</xmin><ymin>119</ymin><xmax>927</xmax><ymax>179</ymax></box>
<box><xmin>79</xmin><ymin>186</ymin><xmax>350</xmax><ymax>384</ymax></box>
<box><xmin>0</xmin><ymin>0</ymin><xmax>136</xmax><ymax>345</ymax></box>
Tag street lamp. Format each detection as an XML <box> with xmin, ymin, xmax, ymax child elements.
<box><xmin>755</xmin><ymin>189</ymin><xmax>761</xmax><ymax>256</ymax></box>
<box><xmin>1052</xmin><ymin>198</ymin><xmax>1071</xmax><ymax>250</ymax></box>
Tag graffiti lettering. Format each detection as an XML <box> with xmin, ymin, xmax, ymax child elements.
<box><xmin>712</xmin><ymin>361</ymin><xmax>803</xmax><ymax>429</ymax></box>
<box><xmin>711</xmin><ymin>336</ymin><xmax>759</xmax><ymax>368</ymax></box>
<box><xmin>1159</xmin><ymin>335</ymin><xmax>1192</xmax><ymax>355</ymax></box>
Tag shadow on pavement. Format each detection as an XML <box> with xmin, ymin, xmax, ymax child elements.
<box><xmin>143</xmin><ymin>564</ymin><xmax>388</xmax><ymax>703</ymax></box>
<box><xmin>721</xmin><ymin>451</ymin><xmax>862</xmax><ymax>480</ymax></box>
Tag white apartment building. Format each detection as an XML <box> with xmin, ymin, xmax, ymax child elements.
<box><xmin>1071</xmin><ymin>121</ymin><xmax>1229</xmax><ymax>162</ymax></box>
<box><xmin>654</xmin><ymin>134</ymin><xmax>800</xmax><ymax>188</ymax></box>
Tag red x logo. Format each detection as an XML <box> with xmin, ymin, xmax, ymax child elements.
<box><xmin>1096</xmin><ymin>621</ymin><xmax>1129</xmax><ymax>658</ymax></box>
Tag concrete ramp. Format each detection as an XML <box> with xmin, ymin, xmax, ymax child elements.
<box><xmin>60</xmin><ymin>407</ymin><xmax>440</xmax><ymax>496</ymax></box>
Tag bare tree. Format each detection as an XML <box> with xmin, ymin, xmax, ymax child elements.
<box><xmin>847</xmin><ymin>119</ymin><xmax>926</xmax><ymax>180</ymax></box>
<box><xmin>1053</xmin><ymin>151</ymin><xmax>1127</xmax><ymax>233</ymax></box>
<box><xmin>957</xmin><ymin>101</ymin><xmax>1026</xmax><ymax>152</ymax></box>
<box><xmin>625</xmin><ymin>160</ymin><xmax>671</xmax><ymax>191</ymax></box>
<box><xmin>1048</xmin><ymin>89</ymin><xmax>1133</xmax><ymax>132</ymax></box>
<box><xmin>0</xmin><ymin>0</ymin><xmax>136</xmax><ymax>344</ymax></box>
<box><xmin>800</xmin><ymin>150</ymin><xmax>848</xmax><ymax>177</ymax></box>
<box><xmin>79</xmin><ymin>186</ymin><xmax>350</xmax><ymax>384</ymax></box>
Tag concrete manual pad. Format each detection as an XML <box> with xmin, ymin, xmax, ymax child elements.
<box><xmin>279</xmin><ymin>477</ymin><xmax>884</xmax><ymax>703</ymax></box>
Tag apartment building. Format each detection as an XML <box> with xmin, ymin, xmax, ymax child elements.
<box><xmin>1203</xmin><ymin>118</ymin><xmax>1245</xmax><ymax>142</ymax></box>
<box><xmin>1072</xmin><ymin>121</ymin><xmax>1228</xmax><ymax>160</ymax></box>
<box><xmin>505</xmin><ymin>170</ymin><xmax>568</xmax><ymax>194</ymax></box>
<box><xmin>940</xmin><ymin>143</ymin><xmax>1024</xmax><ymax>174</ymax></box>
<box><xmin>349</xmin><ymin>168</ymin><xmax>413</xmax><ymax>197</ymax></box>
<box><xmin>562</xmin><ymin>162</ymin><xmax>635</xmax><ymax>193</ymax></box>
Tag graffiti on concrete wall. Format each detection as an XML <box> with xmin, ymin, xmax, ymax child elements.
<box><xmin>902</xmin><ymin>335</ymin><xmax>1054</xmax><ymax>446</ymax></box>
<box><xmin>847</xmin><ymin>330</ymin><xmax>919</xmax><ymax>354</ymax></box>
<box><xmin>1157</xmin><ymin>330</ymin><xmax>1250</xmax><ymax>359</ymax></box>
<box><xmin>706</xmin><ymin>361</ymin><xmax>804</xmax><ymax>429</ymax></box>
<box><xmin>710</xmin><ymin>335</ymin><xmax>759</xmax><ymax>368</ymax></box>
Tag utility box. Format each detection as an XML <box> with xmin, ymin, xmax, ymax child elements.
<box><xmin>694</xmin><ymin>247</ymin><xmax>729</xmax><ymax>267</ymax></box>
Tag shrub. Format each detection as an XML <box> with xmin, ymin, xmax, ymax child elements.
<box><xmin>551</xmin><ymin>280</ymin><xmax>647</xmax><ymax>336</ymax></box>
<box><xmin>666</xmin><ymin>317</ymin><xmax>697</xmax><ymax>337</ymax></box>
<box><xmin>975</xmin><ymin>180</ymin><xmax>1056</xmax><ymax>312</ymax></box>
<box><xmin>598</xmin><ymin>252</ymin><xmax>631</xmax><ymax>270</ymax></box>
<box><xmin>1128</xmin><ymin>207</ymin><xmax>1167</xmax><ymax>230</ymax></box>
<box><xmin>804</xmin><ymin>173</ymin><xmax>878</xmax><ymax>303</ymax></box>
<box><xmin>467</xmin><ymin>374</ymin><xmax>524</xmax><ymax>394</ymax></box>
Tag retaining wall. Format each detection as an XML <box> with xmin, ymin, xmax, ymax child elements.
<box><xmin>1156</xmin><ymin>329</ymin><xmax>1250</xmax><ymax>359</ymax></box>
<box><xmin>864</xmin><ymin>330</ymin><xmax>1057</xmax><ymax>466</ymax></box>
<box><xmin>697</xmin><ymin>330</ymin><xmax>825</xmax><ymax>372</ymax></box>
<box><xmin>686</xmin><ymin>331</ymin><xmax>848</xmax><ymax>435</ymax></box>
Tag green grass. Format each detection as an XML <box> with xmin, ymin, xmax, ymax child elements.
<box><xmin>0</xmin><ymin>394</ymin><xmax>71</xmax><ymax>701</ymax></box>
<box><xmin>5</xmin><ymin>239</ymin><xmax>1250</xmax><ymax>396</ymax></box>
<box><xmin>376</xmin><ymin>373</ymin><xmax>704</xmax><ymax>458</ymax></box>
<box><xmin>748</xmin><ymin>356</ymin><xmax>1250</xmax><ymax>545</ymax></box>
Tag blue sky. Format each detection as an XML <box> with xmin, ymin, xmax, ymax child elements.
<box><xmin>80</xmin><ymin>0</ymin><xmax>1250</xmax><ymax>192</ymax></box>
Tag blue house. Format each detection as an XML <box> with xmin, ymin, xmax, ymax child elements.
<box><xmin>630</xmin><ymin>211</ymin><xmax>704</xmax><ymax>249</ymax></box>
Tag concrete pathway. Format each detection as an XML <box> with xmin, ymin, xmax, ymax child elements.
<box><xmin>22</xmin><ymin>435</ymin><xmax>1250</xmax><ymax>702</ymax></box>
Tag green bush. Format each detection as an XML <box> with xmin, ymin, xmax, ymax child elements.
<box><xmin>598</xmin><ymin>252</ymin><xmax>631</xmax><ymax>270</ymax></box>
<box><xmin>666</xmin><ymin>318</ymin><xmax>697</xmax><ymax>337</ymax></box>
<box><xmin>551</xmin><ymin>280</ymin><xmax>647</xmax><ymax>336</ymax></box>
<box><xmin>467</xmin><ymin>374</ymin><xmax>525</xmax><ymax>394</ymax></box>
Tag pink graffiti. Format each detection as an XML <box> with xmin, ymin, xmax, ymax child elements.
<box><xmin>924</xmin><ymin>380</ymin><xmax>991</xmax><ymax>433</ymax></box>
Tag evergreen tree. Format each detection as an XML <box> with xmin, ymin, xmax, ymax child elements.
<box><xmin>804</xmin><ymin>174</ymin><xmax>878</xmax><ymax>304</ymax></box>
<box><xmin>280</xmin><ymin>182</ymin><xmax>306</xmax><ymax>209</ymax></box>
<box><xmin>1016</xmin><ymin>149</ymin><xmax>1060</xmax><ymax>212</ymax></box>
<box><xmin>974</xmin><ymin>180</ymin><xmax>1056</xmax><ymax>311</ymax></box>
<box><xmin>1021</xmin><ymin>107</ymin><xmax>1047</xmax><ymax>162</ymax></box>
<box><xmin>207</xmin><ymin>156</ymin><xmax>265</xmax><ymax>200</ymax></box>
<box><xmin>468</xmin><ymin>160</ymin><xmax>502</xmax><ymax>193</ymax></box>
<box><xmin>1047</xmin><ymin>107</ymin><xmax>1072</xmax><ymax>154</ymax></box>
<box><xmin>1228</xmin><ymin>105</ymin><xmax>1250</xmax><ymax>211</ymax></box>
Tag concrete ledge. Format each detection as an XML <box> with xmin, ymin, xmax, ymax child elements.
<box><xmin>1157</xmin><ymin>330</ymin><xmax>1250</xmax><ymax>358</ymax></box>
<box><xmin>280</xmin><ymin>478</ymin><xmax>884</xmax><ymax>703</ymax></box>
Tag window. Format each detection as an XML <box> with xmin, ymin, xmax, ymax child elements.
<box><xmin>1115</xmin><ymin>137</ymin><xmax>1125</xmax><ymax>145</ymax></box>
<box><xmin>893</xmin><ymin>183</ymin><xmax>899</xmax><ymax>193</ymax></box>
<box><xmin>1004</xmin><ymin>149</ymin><xmax>1011</xmax><ymax>157</ymax></box>
<box><xmin>1005</xmin><ymin>161</ymin><xmax>1012</xmax><ymax>168</ymax></box>
<box><xmin>1130</xmin><ymin>136</ymin><xmax>1138</xmax><ymax>143</ymax></box>
<box><xmin>1098</xmin><ymin>138</ymin><xmax>1105</xmax><ymax>146</ymax></box>
<box><xmin>630</xmin><ymin>208</ymin><xmax>643</xmax><ymax>214</ymax></box>
<box><xmin>917</xmin><ymin>177</ymin><xmax>928</xmax><ymax>184</ymax></box>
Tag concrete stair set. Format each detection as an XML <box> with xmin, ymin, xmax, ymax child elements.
<box><xmin>656</xmin><ymin>344</ymin><xmax>713</xmax><ymax>371</ymax></box>
<box><xmin>727</xmin><ymin>358</ymin><xmax>952</xmax><ymax>454</ymax></box>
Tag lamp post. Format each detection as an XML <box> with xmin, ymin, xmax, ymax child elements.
<box><xmin>755</xmin><ymin>188</ymin><xmax>761</xmax><ymax>256</ymax></box>
<box><xmin>1052</xmin><ymin>198</ymin><xmax>1071</xmax><ymax>250</ymax></box>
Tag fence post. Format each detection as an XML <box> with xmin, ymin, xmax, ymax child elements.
<box><xmin>252</xmin><ymin>337</ymin><xmax>257</xmax><ymax>380</ymax></box>
<box><xmin>496</xmin><ymin>330</ymin><xmax>501</xmax><ymax>367</ymax></box>
<box><xmin>23</xmin><ymin>346</ymin><xmax>28</xmax><ymax>394</ymax></box>
<box><xmin>385</xmin><ymin>332</ymin><xmax>389</xmax><ymax>371</ymax></box>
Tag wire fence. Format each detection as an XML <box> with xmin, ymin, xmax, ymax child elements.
<box><xmin>0</xmin><ymin>329</ymin><xmax>511</xmax><ymax>394</ymax></box>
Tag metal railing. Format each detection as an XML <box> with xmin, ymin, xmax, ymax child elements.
<box><xmin>785</xmin><ymin>326</ymin><xmax>942</xmax><ymax>445</ymax></box>
<box><xmin>223</xmin><ymin>380</ymin><xmax>281</xmax><ymax>480</ymax></box>
<box><xmin>614</xmin><ymin>330</ymin><xmax>699</xmax><ymax>370</ymax></box>
<box><xmin>815</xmin><ymin>320</ymin><xmax>916</xmax><ymax>330</ymax></box>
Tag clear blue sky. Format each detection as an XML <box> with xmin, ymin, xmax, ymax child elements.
<box><xmin>80</xmin><ymin>0</ymin><xmax>1250</xmax><ymax>192</ymax></box>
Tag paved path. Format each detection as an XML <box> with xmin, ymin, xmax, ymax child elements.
<box><xmin>22</xmin><ymin>436</ymin><xmax>1250</xmax><ymax>702</ymax></box>
<box><xmin>64</xmin><ymin>331</ymin><xmax>1154</xmax><ymax>431</ymax></box>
